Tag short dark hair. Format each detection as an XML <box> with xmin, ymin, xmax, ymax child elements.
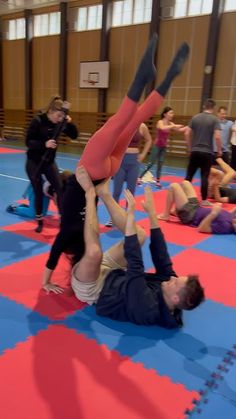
<box><xmin>203</xmin><ymin>98</ymin><xmax>216</xmax><ymax>110</ymax></box>
<box><xmin>178</xmin><ymin>275</ymin><xmax>205</xmax><ymax>310</ymax></box>
<box><xmin>161</xmin><ymin>106</ymin><xmax>173</xmax><ymax>119</ymax></box>
<box><xmin>218</xmin><ymin>106</ymin><xmax>227</xmax><ymax>112</ymax></box>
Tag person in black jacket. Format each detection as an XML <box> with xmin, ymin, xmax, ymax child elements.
<box><xmin>25</xmin><ymin>96</ymin><xmax>78</xmax><ymax>233</ymax></box>
<box><xmin>69</xmin><ymin>167</ymin><xmax>204</xmax><ymax>328</ymax></box>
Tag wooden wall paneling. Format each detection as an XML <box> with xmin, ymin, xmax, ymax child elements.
<box><xmin>107</xmin><ymin>25</ymin><xmax>149</xmax><ymax>113</ymax></box>
<box><xmin>212</xmin><ymin>12</ymin><xmax>236</xmax><ymax>114</ymax></box>
<box><xmin>3</xmin><ymin>40</ymin><xmax>25</xmax><ymax>109</ymax></box>
<box><xmin>72</xmin><ymin>31</ymin><xmax>100</xmax><ymax>112</ymax></box>
<box><xmin>32</xmin><ymin>36</ymin><xmax>60</xmax><ymax>110</ymax></box>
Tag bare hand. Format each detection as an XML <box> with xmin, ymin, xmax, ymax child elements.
<box><xmin>211</xmin><ymin>203</ymin><xmax>222</xmax><ymax>216</ymax></box>
<box><xmin>66</xmin><ymin>115</ymin><xmax>72</xmax><ymax>123</ymax></box>
<box><xmin>43</xmin><ymin>283</ymin><xmax>64</xmax><ymax>294</ymax></box>
<box><xmin>124</xmin><ymin>189</ymin><xmax>136</xmax><ymax>213</ymax></box>
<box><xmin>46</xmin><ymin>139</ymin><xmax>57</xmax><ymax>149</ymax></box>
<box><xmin>75</xmin><ymin>166</ymin><xmax>94</xmax><ymax>192</ymax></box>
<box><xmin>137</xmin><ymin>153</ymin><xmax>145</xmax><ymax>163</ymax></box>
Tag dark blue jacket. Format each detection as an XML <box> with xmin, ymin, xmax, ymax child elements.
<box><xmin>96</xmin><ymin>228</ymin><xmax>183</xmax><ymax>328</ymax></box>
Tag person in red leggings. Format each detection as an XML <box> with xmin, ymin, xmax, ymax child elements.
<box><xmin>43</xmin><ymin>34</ymin><xmax>190</xmax><ymax>293</ymax></box>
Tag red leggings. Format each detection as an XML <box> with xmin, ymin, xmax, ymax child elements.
<box><xmin>79</xmin><ymin>91</ymin><xmax>163</xmax><ymax>179</ymax></box>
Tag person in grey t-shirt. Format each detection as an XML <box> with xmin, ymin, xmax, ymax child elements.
<box><xmin>185</xmin><ymin>98</ymin><xmax>222</xmax><ymax>206</ymax></box>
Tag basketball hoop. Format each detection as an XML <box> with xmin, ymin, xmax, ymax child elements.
<box><xmin>83</xmin><ymin>79</ymin><xmax>98</xmax><ymax>86</ymax></box>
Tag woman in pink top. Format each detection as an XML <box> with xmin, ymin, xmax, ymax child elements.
<box><xmin>139</xmin><ymin>106</ymin><xmax>185</xmax><ymax>187</ymax></box>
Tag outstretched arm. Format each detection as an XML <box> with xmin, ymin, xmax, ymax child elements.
<box><xmin>141</xmin><ymin>187</ymin><xmax>176</xmax><ymax>277</ymax></box>
<box><xmin>198</xmin><ymin>203</ymin><xmax>222</xmax><ymax>233</ymax></box>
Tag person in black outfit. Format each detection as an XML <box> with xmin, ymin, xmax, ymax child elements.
<box><xmin>68</xmin><ymin>168</ymin><xmax>204</xmax><ymax>328</ymax></box>
<box><xmin>25</xmin><ymin>96</ymin><xmax>78</xmax><ymax>233</ymax></box>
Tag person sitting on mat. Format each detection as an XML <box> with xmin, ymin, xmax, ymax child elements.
<box><xmin>26</xmin><ymin>95</ymin><xmax>78</xmax><ymax>233</ymax></box>
<box><xmin>158</xmin><ymin>180</ymin><xmax>236</xmax><ymax>234</ymax></box>
<box><xmin>66</xmin><ymin>167</ymin><xmax>204</xmax><ymax>328</ymax></box>
<box><xmin>43</xmin><ymin>34</ymin><xmax>190</xmax><ymax>293</ymax></box>
<box><xmin>6</xmin><ymin>170</ymin><xmax>72</xmax><ymax>219</ymax></box>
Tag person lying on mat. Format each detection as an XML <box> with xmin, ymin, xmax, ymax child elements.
<box><xmin>68</xmin><ymin>167</ymin><xmax>204</xmax><ymax>328</ymax></box>
<box><xmin>208</xmin><ymin>158</ymin><xmax>236</xmax><ymax>204</ymax></box>
<box><xmin>43</xmin><ymin>34</ymin><xmax>190</xmax><ymax>293</ymax></box>
<box><xmin>158</xmin><ymin>180</ymin><xmax>236</xmax><ymax>234</ymax></box>
<box><xmin>6</xmin><ymin>170</ymin><xmax>72</xmax><ymax>219</ymax></box>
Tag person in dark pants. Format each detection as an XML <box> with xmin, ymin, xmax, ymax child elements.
<box><xmin>69</xmin><ymin>169</ymin><xmax>204</xmax><ymax>328</ymax></box>
<box><xmin>185</xmin><ymin>98</ymin><xmax>222</xmax><ymax>206</ymax></box>
<box><xmin>25</xmin><ymin>96</ymin><xmax>78</xmax><ymax>233</ymax></box>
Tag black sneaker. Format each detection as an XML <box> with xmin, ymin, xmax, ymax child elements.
<box><xmin>6</xmin><ymin>204</ymin><xmax>16</xmax><ymax>213</ymax></box>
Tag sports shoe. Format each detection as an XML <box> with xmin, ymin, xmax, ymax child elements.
<box><xmin>201</xmin><ymin>200</ymin><xmax>213</xmax><ymax>206</ymax></box>
<box><xmin>155</xmin><ymin>180</ymin><xmax>162</xmax><ymax>188</ymax></box>
<box><xmin>6</xmin><ymin>204</ymin><xmax>16</xmax><ymax>213</ymax></box>
<box><xmin>105</xmin><ymin>219</ymin><xmax>113</xmax><ymax>228</ymax></box>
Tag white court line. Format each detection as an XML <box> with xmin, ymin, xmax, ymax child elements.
<box><xmin>0</xmin><ymin>173</ymin><xmax>29</xmax><ymax>181</ymax></box>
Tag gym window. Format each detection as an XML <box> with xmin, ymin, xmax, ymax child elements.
<box><xmin>8</xmin><ymin>18</ymin><xmax>25</xmax><ymax>40</ymax></box>
<box><xmin>112</xmin><ymin>0</ymin><xmax>152</xmax><ymax>27</ymax></box>
<box><xmin>76</xmin><ymin>5</ymin><xmax>103</xmax><ymax>31</ymax></box>
<box><xmin>174</xmin><ymin>0</ymin><xmax>213</xmax><ymax>18</ymax></box>
<box><xmin>224</xmin><ymin>0</ymin><xmax>236</xmax><ymax>11</ymax></box>
<box><xmin>34</xmin><ymin>12</ymin><xmax>61</xmax><ymax>37</ymax></box>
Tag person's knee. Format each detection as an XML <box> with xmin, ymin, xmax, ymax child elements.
<box><xmin>170</xmin><ymin>182</ymin><xmax>179</xmax><ymax>191</ymax></box>
<box><xmin>85</xmin><ymin>244</ymin><xmax>103</xmax><ymax>265</ymax></box>
<box><xmin>181</xmin><ymin>180</ymin><xmax>191</xmax><ymax>188</ymax></box>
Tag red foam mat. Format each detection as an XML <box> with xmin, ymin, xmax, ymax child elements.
<box><xmin>3</xmin><ymin>217</ymin><xmax>60</xmax><ymax>244</ymax></box>
<box><xmin>172</xmin><ymin>248</ymin><xmax>236</xmax><ymax>308</ymax></box>
<box><xmin>0</xmin><ymin>253</ymin><xmax>85</xmax><ymax>319</ymax></box>
<box><xmin>0</xmin><ymin>325</ymin><xmax>198</xmax><ymax>419</ymax></box>
<box><xmin>3</xmin><ymin>217</ymin><xmax>110</xmax><ymax>243</ymax></box>
<box><xmin>0</xmin><ymin>147</ymin><xmax>24</xmax><ymax>154</ymax></box>
<box><xmin>137</xmin><ymin>217</ymin><xmax>209</xmax><ymax>247</ymax></box>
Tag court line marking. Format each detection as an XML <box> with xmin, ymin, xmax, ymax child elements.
<box><xmin>0</xmin><ymin>173</ymin><xmax>29</xmax><ymax>181</ymax></box>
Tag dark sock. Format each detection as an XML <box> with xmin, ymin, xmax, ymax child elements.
<box><xmin>35</xmin><ymin>219</ymin><xmax>43</xmax><ymax>233</ymax></box>
<box><xmin>127</xmin><ymin>33</ymin><xmax>158</xmax><ymax>102</ymax></box>
<box><xmin>156</xmin><ymin>42</ymin><xmax>189</xmax><ymax>97</ymax></box>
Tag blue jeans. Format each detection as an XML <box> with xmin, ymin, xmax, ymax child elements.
<box><xmin>113</xmin><ymin>153</ymin><xmax>139</xmax><ymax>202</ymax></box>
<box><xmin>140</xmin><ymin>146</ymin><xmax>166</xmax><ymax>180</ymax></box>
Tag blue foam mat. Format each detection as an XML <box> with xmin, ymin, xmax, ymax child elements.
<box><xmin>0</xmin><ymin>294</ymin><xmax>51</xmax><ymax>354</ymax></box>
<box><xmin>190</xmin><ymin>392</ymin><xmax>236</xmax><ymax>418</ymax></box>
<box><xmin>0</xmin><ymin>230</ymin><xmax>50</xmax><ymax>268</ymax></box>
<box><xmin>65</xmin><ymin>300</ymin><xmax>236</xmax><ymax>391</ymax></box>
<box><xmin>194</xmin><ymin>234</ymin><xmax>236</xmax><ymax>259</ymax></box>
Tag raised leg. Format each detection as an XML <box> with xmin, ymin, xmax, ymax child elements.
<box><xmin>158</xmin><ymin>182</ymin><xmax>189</xmax><ymax>220</ymax></box>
